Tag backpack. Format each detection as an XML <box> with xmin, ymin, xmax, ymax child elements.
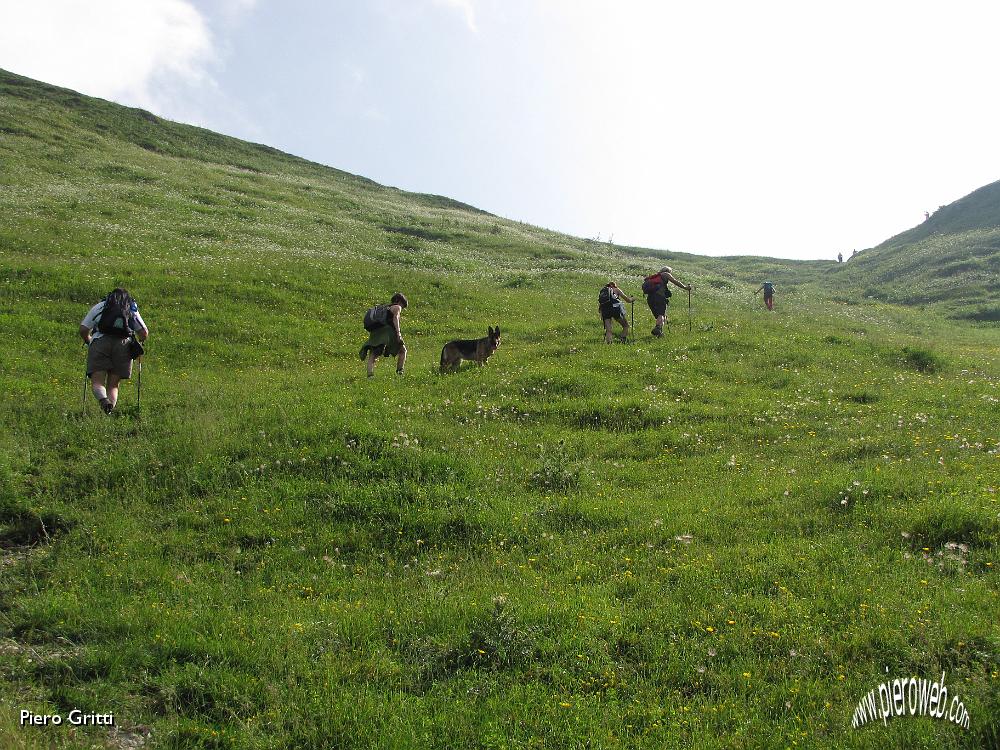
<box><xmin>363</xmin><ymin>304</ymin><xmax>391</xmax><ymax>331</ymax></box>
<box><xmin>598</xmin><ymin>285</ymin><xmax>614</xmax><ymax>306</ymax></box>
<box><xmin>763</xmin><ymin>281</ymin><xmax>774</xmax><ymax>295</ymax></box>
<box><xmin>96</xmin><ymin>290</ymin><xmax>135</xmax><ymax>336</ymax></box>
<box><xmin>642</xmin><ymin>274</ymin><xmax>671</xmax><ymax>297</ymax></box>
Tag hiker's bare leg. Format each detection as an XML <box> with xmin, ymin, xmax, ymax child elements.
<box><xmin>604</xmin><ymin>318</ymin><xmax>614</xmax><ymax>343</ymax></box>
<box><xmin>90</xmin><ymin>370</ymin><xmax>109</xmax><ymax>402</ymax></box>
<box><xmin>620</xmin><ymin>318</ymin><xmax>630</xmax><ymax>339</ymax></box>
<box><xmin>366</xmin><ymin>351</ymin><xmax>377</xmax><ymax>377</ymax></box>
<box><xmin>106</xmin><ymin>373</ymin><xmax>122</xmax><ymax>408</ymax></box>
<box><xmin>396</xmin><ymin>344</ymin><xmax>407</xmax><ymax>373</ymax></box>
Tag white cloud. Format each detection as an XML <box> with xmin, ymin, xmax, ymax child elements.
<box><xmin>433</xmin><ymin>0</ymin><xmax>478</xmax><ymax>32</ymax></box>
<box><xmin>0</xmin><ymin>0</ymin><xmax>214</xmax><ymax>112</ymax></box>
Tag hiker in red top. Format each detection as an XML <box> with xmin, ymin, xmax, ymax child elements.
<box><xmin>642</xmin><ymin>266</ymin><xmax>691</xmax><ymax>337</ymax></box>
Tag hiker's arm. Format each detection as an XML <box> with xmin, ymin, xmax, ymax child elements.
<box><xmin>754</xmin><ymin>286</ymin><xmax>763</xmax><ymax>293</ymax></box>
<box><xmin>666</xmin><ymin>273</ymin><xmax>691</xmax><ymax>291</ymax></box>
<box><xmin>79</xmin><ymin>324</ymin><xmax>92</xmax><ymax>345</ymax></box>
<box><xmin>132</xmin><ymin>310</ymin><xmax>149</xmax><ymax>341</ymax></box>
<box><xmin>390</xmin><ymin>305</ymin><xmax>403</xmax><ymax>341</ymax></box>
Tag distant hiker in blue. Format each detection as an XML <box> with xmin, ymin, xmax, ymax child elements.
<box><xmin>755</xmin><ymin>281</ymin><xmax>776</xmax><ymax>311</ymax></box>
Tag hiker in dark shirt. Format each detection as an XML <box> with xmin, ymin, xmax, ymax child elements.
<box><xmin>598</xmin><ymin>282</ymin><xmax>634</xmax><ymax>343</ymax></box>
<box><xmin>755</xmin><ymin>281</ymin><xmax>776</xmax><ymax>311</ymax></box>
<box><xmin>359</xmin><ymin>292</ymin><xmax>408</xmax><ymax>377</ymax></box>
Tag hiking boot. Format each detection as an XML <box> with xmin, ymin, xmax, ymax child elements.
<box><xmin>396</xmin><ymin>368</ymin><xmax>404</xmax><ymax>376</ymax></box>
<box><xmin>100</xmin><ymin>399</ymin><xmax>114</xmax><ymax>414</ymax></box>
<box><xmin>651</xmin><ymin>326</ymin><xmax>663</xmax><ymax>337</ymax></box>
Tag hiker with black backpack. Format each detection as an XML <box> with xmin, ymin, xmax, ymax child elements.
<box><xmin>359</xmin><ymin>292</ymin><xmax>408</xmax><ymax>377</ymax></box>
<box><xmin>598</xmin><ymin>282</ymin><xmax>634</xmax><ymax>343</ymax></box>
<box><xmin>755</xmin><ymin>280</ymin><xmax>776</xmax><ymax>311</ymax></box>
<box><xmin>79</xmin><ymin>288</ymin><xmax>148</xmax><ymax>414</ymax></box>
<box><xmin>642</xmin><ymin>266</ymin><xmax>691</xmax><ymax>337</ymax></box>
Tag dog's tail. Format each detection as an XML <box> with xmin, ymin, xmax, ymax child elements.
<box><xmin>440</xmin><ymin>344</ymin><xmax>448</xmax><ymax>371</ymax></box>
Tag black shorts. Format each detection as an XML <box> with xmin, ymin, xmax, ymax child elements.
<box><xmin>647</xmin><ymin>295</ymin><xmax>668</xmax><ymax>317</ymax></box>
<box><xmin>601</xmin><ymin>303</ymin><xmax>626</xmax><ymax>322</ymax></box>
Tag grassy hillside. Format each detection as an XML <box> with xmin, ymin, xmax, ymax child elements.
<box><xmin>1</xmin><ymin>69</ymin><xmax>999</xmax><ymax>750</ymax></box>
<box><xmin>832</xmin><ymin>182</ymin><xmax>1000</xmax><ymax>321</ymax></box>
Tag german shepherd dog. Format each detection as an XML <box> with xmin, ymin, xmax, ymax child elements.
<box><xmin>440</xmin><ymin>326</ymin><xmax>501</xmax><ymax>372</ymax></box>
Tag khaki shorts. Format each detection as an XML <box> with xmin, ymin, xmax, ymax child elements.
<box><xmin>86</xmin><ymin>336</ymin><xmax>133</xmax><ymax>379</ymax></box>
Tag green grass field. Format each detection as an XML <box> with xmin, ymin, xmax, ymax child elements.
<box><xmin>1</xmin><ymin>70</ymin><xmax>998</xmax><ymax>749</ymax></box>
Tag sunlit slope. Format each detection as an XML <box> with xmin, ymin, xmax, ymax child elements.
<box><xmin>1</xmin><ymin>68</ymin><xmax>999</xmax><ymax>750</ymax></box>
<box><xmin>0</xmin><ymin>68</ymin><xmax>840</xmax><ymax>299</ymax></box>
<box><xmin>831</xmin><ymin>181</ymin><xmax>1000</xmax><ymax>321</ymax></box>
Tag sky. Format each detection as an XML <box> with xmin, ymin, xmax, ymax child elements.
<box><xmin>2</xmin><ymin>0</ymin><xmax>1000</xmax><ymax>260</ymax></box>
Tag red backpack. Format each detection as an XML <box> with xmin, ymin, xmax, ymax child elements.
<box><xmin>642</xmin><ymin>274</ymin><xmax>664</xmax><ymax>295</ymax></box>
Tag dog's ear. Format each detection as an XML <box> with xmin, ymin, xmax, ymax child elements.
<box><xmin>495</xmin><ymin>326</ymin><xmax>500</xmax><ymax>336</ymax></box>
<box><xmin>488</xmin><ymin>326</ymin><xmax>494</xmax><ymax>336</ymax></box>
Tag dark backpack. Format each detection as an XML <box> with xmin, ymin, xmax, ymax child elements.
<box><xmin>363</xmin><ymin>304</ymin><xmax>391</xmax><ymax>331</ymax></box>
<box><xmin>642</xmin><ymin>274</ymin><xmax>671</xmax><ymax>297</ymax></box>
<box><xmin>763</xmin><ymin>282</ymin><xmax>774</xmax><ymax>295</ymax></box>
<box><xmin>96</xmin><ymin>290</ymin><xmax>135</xmax><ymax>336</ymax></box>
<box><xmin>598</xmin><ymin>286</ymin><xmax>614</xmax><ymax>306</ymax></box>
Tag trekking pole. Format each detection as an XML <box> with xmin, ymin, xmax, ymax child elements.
<box><xmin>136</xmin><ymin>359</ymin><xmax>142</xmax><ymax>410</ymax></box>
<box><xmin>630</xmin><ymin>300</ymin><xmax>634</xmax><ymax>343</ymax></box>
<box><xmin>82</xmin><ymin>339</ymin><xmax>90</xmax><ymax>414</ymax></box>
<box><xmin>687</xmin><ymin>288</ymin><xmax>692</xmax><ymax>333</ymax></box>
